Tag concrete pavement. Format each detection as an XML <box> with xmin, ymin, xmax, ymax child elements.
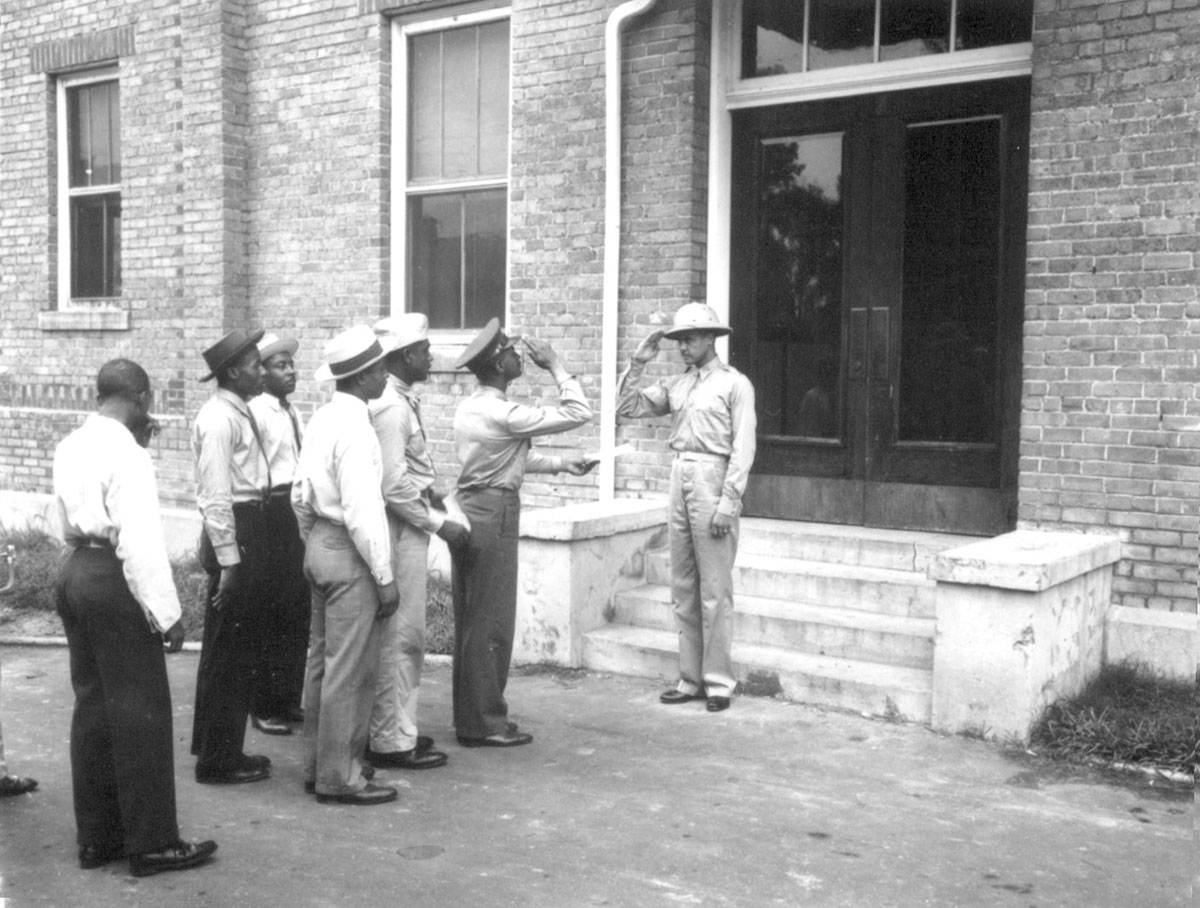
<box><xmin>0</xmin><ymin>643</ymin><xmax>1192</xmax><ymax>908</ymax></box>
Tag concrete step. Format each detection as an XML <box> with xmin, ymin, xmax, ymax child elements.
<box><xmin>613</xmin><ymin>584</ymin><xmax>934</xmax><ymax>669</ymax></box>
<box><xmin>581</xmin><ymin>624</ymin><xmax>932</xmax><ymax>723</ymax></box>
<box><xmin>646</xmin><ymin>550</ymin><xmax>938</xmax><ymax>619</ymax></box>
<box><xmin>736</xmin><ymin>518</ymin><xmax>976</xmax><ymax>572</ymax></box>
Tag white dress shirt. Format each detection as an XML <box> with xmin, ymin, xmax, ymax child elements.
<box><xmin>53</xmin><ymin>414</ymin><xmax>182</xmax><ymax>633</ymax></box>
<box><xmin>249</xmin><ymin>392</ymin><xmax>304</xmax><ymax>486</ymax></box>
<box><xmin>192</xmin><ymin>388</ymin><xmax>271</xmax><ymax>566</ymax></box>
<box><xmin>291</xmin><ymin>391</ymin><xmax>393</xmax><ymax>587</ymax></box>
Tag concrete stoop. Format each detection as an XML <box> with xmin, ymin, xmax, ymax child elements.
<box><xmin>581</xmin><ymin>518</ymin><xmax>976</xmax><ymax>723</ymax></box>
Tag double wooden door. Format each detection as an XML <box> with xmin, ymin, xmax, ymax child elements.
<box><xmin>729</xmin><ymin>78</ymin><xmax>1030</xmax><ymax>535</ymax></box>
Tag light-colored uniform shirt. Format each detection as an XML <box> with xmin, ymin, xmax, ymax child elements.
<box><xmin>369</xmin><ymin>376</ymin><xmax>443</xmax><ymax>534</ymax></box>
<box><xmin>454</xmin><ymin>370</ymin><xmax>593</xmax><ymax>491</ymax></box>
<box><xmin>617</xmin><ymin>356</ymin><xmax>757</xmax><ymax>517</ymax></box>
<box><xmin>291</xmin><ymin>391</ymin><xmax>394</xmax><ymax>587</ymax></box>
<box><xmin>192</xmin><ymin>388</ymin><xmax>270</xmax><ymax>567</ymax></box>
<box><xmin>52</xmin><ymin>414</ymin><xmax>182</xmax><ymax>633</ymax></box>
<box><xmin>249</xmin><ymin>392</ymin><xmax>304</xmax><ymax>486</ymax></box>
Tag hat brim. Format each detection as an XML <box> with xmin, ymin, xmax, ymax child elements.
<box><xmin>259</xmin><ymin>338</ymin><xmax>299</xmax><ymax>362</ymax></box>
<box><xmin>199</xmin><ymin>328</ymin><xmax>266</xmax><ymax>381</ymax></box>
<box><xmin>314</xmin><ymin>336</ymin><xmax>398</xmax><ymax>382</ymax></box>
<box><xmin>662</xmin><ymin>325</ymin><xmax>732</xmax><ymax>340</ymax></box>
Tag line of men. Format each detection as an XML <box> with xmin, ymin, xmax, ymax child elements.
<box><xmin>42</xmin><ymin>302</ymin><xmax>754</xmax><ymax>875</ymax></box>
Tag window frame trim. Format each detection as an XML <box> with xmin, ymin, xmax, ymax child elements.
<box><xmin>389</xmin><ymin>6</ymin><xmax>513</xmax><ymax>344</ymax></box>
<box><xmin>55</xmin><ymin>66</ymin><xmax>122</xmax><ymax>311</ymax></box>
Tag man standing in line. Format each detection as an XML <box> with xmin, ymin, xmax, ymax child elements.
<box><xmin>364</xmin><ymin>315</ymin><xmax>468</xmax><ymax>772</ymax></box>
<box><xmin>617</xmin><ymin>303</ymin><xmax>757</xmax><ymax>713</ymax></box>
<box><xmin>247</xmin><ymin>333</ymin><xmax>309</xmax><ymax>736</ymax></box>
<box><xmin>54</xmin><ymin>359</ymin><xmax>217</xmax><ymax>876</ymax></box>
<box><xmin>191</xmin><ymin>329</ymin><xmax>273</xmax><ymax>784</ymax></box>
<box><xmin>451</xmin><ymin>319</ymin><xmax>594</xmax><ymax>748</ymax></box>
<box><xmin>292</xmin><ymin>325</ymin><xmax>401</xmax><ymax>806</ymax></box>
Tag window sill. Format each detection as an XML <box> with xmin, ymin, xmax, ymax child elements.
<box><xmin>39</xmin><ymin>309</ymin><xmax>130</xmax><ymax>332</ymax></box>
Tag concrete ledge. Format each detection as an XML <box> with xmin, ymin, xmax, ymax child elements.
<box><xmin>928</xmin><ymin>529</ymin><xmax>1122</xmax><ymax>592</ymax></box>
<box><xmin>521</xmin><ymin>499</ymin><xmax>668</xmax><ymax>541</ymax></box>
<box><xmin>1105</xmin><ymin>606</ymin><xmax>1197</xmax><ymax>682</ymax></box>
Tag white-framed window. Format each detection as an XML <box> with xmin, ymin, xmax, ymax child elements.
<box><xmin>391</xmin><ymin>8</ymin><xmax>511</xmax><ymax>333</ymax></box>
<box><xmin>56</xmin><ymin>68</ymin><xmax>121</xmax><ymax>307</ymax></box>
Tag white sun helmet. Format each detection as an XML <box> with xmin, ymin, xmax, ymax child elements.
<box><xmin>662</xmin><ymin>303</ymin><xmax>732</xmax><ymax>340</ymax></box>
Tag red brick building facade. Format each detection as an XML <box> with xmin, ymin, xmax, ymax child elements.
<box><xmin>1</xmin><ymin>0</ymin><xmax>1196</xmax><ymax>613</ymax></box>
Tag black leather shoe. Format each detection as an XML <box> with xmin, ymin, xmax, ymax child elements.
<box><xmin>128</xmin><ymin>840</ymin><xmax>217</xmax><ymax>877</ymax></box>
<box><xmin>660</xmin><ymin>689</ymin><xmax>705</xmax><ymax>705</ymax></box>
<box><xmin>283</xmin><ymin>706</ymin><xmax>305</xmax><ymax>723</ymax></box>
<box><xmin>239</xmin><ymin>753</ymin><xmax>272</xmax><ymax>770</ymax></box>
<box><xmin>0</xmin><ymin>775</ymin><xmax>37</xmax><ymax>796</ymax></box>
<box><xmin>195</xmin><ymin>765</ymin><xmax>269</xmax><ymax>785</ymax></box>
<box><xmin>251</xmin><ymin>715</ymin><xmax>293</xmax><ymax>736</ymax></box>
<box><xmin>457</xmin><ymin>731</ymin><xmax>533</xmax><ymax>748</ymax></box>
<box><xmin>315</xmin><ymin>783</ymin><xmax>398</xmax><ymax>806</ymax></box>
<box><xmin>705</xmin><ymin>696</ymin><xmax>731</xmax><ymax>712</ymax></box>
<box><xmin>365</xmin><ymin>747</ymin><xmax>448</xmax><ymax>770</ymax></box>
<box><xmin>416</xmin><ymin>734</ymin><xmax>435</xmax><ymax>752</ymax></box>
<box><xmin>79</xmin><ymin>842</ymin><xmax>125</xmax><ymax>869</ymax></box>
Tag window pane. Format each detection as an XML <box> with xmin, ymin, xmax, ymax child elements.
<box><xmin>477</xmin><ymin>21</ymin><xmax>510</xmax><ymax>177</ymax></box>
<box><xmin>408</xmin><ymin>190</ymin><xmax>506</xmax><ymax>330</ymax></box>
<box><xmin>463</xmin><ymin>189</ymin><xmax>507</xmax><ymax>329</ymax></box>
<box><xmin>809</xmin><ymin>0</ymin><xmax>876</xmax><ymax>71</ymax></box>
<box><xmin>68</xmin><ymin>81</ymin><xmax>119</xmax><ymax>187</ymax></box>
<box><xmin>442</xmin><ymin>28</ymin><xmax>480</xmax><ymax>180</ymax></box>
<box><xmin>743</xmin><ymin>0</ymin><xmax>806</xmax><ymax>78</ymax></box>
<box><xmin>71</xmin><ymin>193</ymin><xmax>121</xmax><ymax>298</ymax></box>
<box><xmin>880</xmin><ymin>0</ymin><xmax>950</xmax><ymax>61</ymax></box>
<box><xmin>957</xmin><ymin>0</ymin><xmax>1032</xmax><ymax>50</ymax></box>
<box><xmin>899</xmin><ymin>118</ymin><xmax>1000</xmax><ymax>444</ymax></box>
<box><xmin>409</xmin><ymin>194</ymin><xmax>462</xmax><ymax>329</ymax></box>
<box><xmin>409</xmin><ymin>33</ymin><xmax>443</xmax><ymax>181</ymax></box>
<box><xmin>756</xmin><ymin>133</ymin><xmax>844</xmax><ymax>439</ymax></box>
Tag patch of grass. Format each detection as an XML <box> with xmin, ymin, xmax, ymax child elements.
<box><xmin>425</xmin><ymin>570</ymin><xmax>454</xmax><ymax>656</ymax></box>
<box><xmin>0</xmin><ymin>525</ymin><xmax>67</xmax><ymax>613</ymax></box>
<box><xmin>1030</xmin><ymin>661</ymin><xmax>1198</xmax><ymax>776</ymax></box>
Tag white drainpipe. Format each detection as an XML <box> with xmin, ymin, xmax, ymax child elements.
<box><xmin>599</xmin><ymin>0</ymin><xmax>658</xmax><ymax>502</ymax></box>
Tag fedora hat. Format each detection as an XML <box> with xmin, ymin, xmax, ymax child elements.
<box><xmin>373</xmin><ymin>313</ymin><xmax>429</xmax><ymax>351</ymax></box>
<box><xmin>258</xmin><ymin>333</ymin><xmax>299</xmax><ymax>362</ymax></box>
<box><xmin>661</xmin><ymin>303</ymin><xmax>731</xmax><ymax>339</ymax></box>
<box><xmin>314</xmin><ymin>325</ymin><xmax>398</xmax><ymax>382</ymax></box>
<box><xmin>200</xmin><ymin>328</ymin><xmax>265</xmax><ymax>382</ymax></box>
<box><xmin>453</xmin><ymin>318</ymin><xmax>521</xmax><ymax>371</ymax></box>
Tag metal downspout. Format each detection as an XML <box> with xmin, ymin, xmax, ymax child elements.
<box><xmin>600</xmin><ymin>0</ymin><xmax>658</xmax><ymax>502</ymax></box>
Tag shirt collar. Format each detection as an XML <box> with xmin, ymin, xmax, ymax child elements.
<box><xmin>214</xmin><ymin>386</ymin><xmax>252</xmax><ymax>416</ymax></box>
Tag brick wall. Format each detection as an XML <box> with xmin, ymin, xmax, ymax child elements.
<box><xmin>1022</xmin><ymin>0</ymin><xmax>1199</xmax><ymax>612</ymax></box>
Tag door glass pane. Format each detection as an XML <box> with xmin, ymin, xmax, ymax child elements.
<box><xmin>756</xmin><ymin>133</ymin><xmax>844</xmax><ymax>439</ymax></box>
<box><xmin>809</xmin><ymin>0</ymin><xmax>876</xmax><ymax>71</ymax></box>
<box><xmin>899</xmin><ymin>117</ymin><xmax>1001</xmax><ymax>444</ymax></box>
<box><xmin>880</xmin><ymin>0</ymin><xmax>950</xmax><ymax>61</ymax></box>
<box><xmin>743</xmin><ymin>0</ymin><xmax>806</xmax><ymax>77</ymax></box>
<box><xmin>957</xmin><ymin>0</ymin><xmax>1032</xmax><ymax>49</ymax></box>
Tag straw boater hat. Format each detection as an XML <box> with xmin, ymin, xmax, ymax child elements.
<box><xmin>453</xmin><ymin>318</ymin><xmax>520</xmax><ymax>372</ymax></box>
<box><xmin>257</xmin><ymin>333</ymin><xmax>299</xmax><ymax>362</ymax></box>
<box><xmin>200</xmin><ymin>328</ymin><xmax>265</xmax><ymax>381</ymax></box>
<box><xmin>314</xmin><ymin>325</ymin><xmax>398</xmax><ymax>382</ymax></box>
<box><xmin>661</xmin><ymin>303</ymin><xmax>732</xmax><ymax>339</ymax></box>
<box><xmin>373</xmin><ymin>313</ymin><xmax>429</xmax><ymax>351</ymax></box>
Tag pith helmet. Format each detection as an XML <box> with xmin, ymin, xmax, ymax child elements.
<box><xmin>662</xmin><ymin>303</ymin><xmax>731</xmax><ymax>339</ymax></box>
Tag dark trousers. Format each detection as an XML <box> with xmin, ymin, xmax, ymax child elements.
<box><xmin>451</xmin><ymin>488</ymin><xmax>520</xmax><ymax>738</ymax></box>
<box><xmin>191</xmin><ymin>501</ymin><xmax>267</xmax><ymax>773</ymax></box>
<box><xmin>55</xmin><ymin>547</ymin><xmax>179</xmax><ymax>855</ymax></box>
<box><xmin>250</xmin><ymin>490</ymin><xmax>310</xmax><ymax>719</ymax></box>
